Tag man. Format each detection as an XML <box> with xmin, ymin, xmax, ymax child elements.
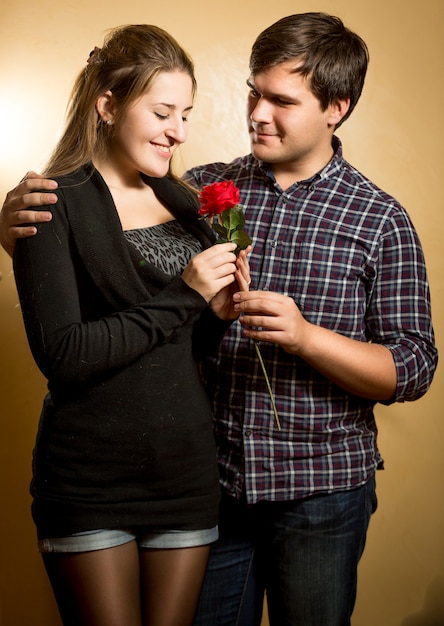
<box><xmin>1</xmin><ymin>13</ymin><xmax>437</xmax><ymax>626</ymax></box>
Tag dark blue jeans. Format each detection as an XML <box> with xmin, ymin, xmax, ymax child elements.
<box><xmin>193</xmin><ymin>477</ymin><xmax>377</xmax><ymax>626</ymax></box>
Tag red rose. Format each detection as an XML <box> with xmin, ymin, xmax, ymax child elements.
<box><xmin>198</xmin><ymin>181</ymin><xmax>241</xmax><ymax>216</ymax></box>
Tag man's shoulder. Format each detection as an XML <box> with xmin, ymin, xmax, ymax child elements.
<box><xmin>183</xmin><ymin>154</ymin><xmax>258</xmax><ymax>185</ymax></box>
<box><xmin>338</xmin><ymin>158</ymin><xmax>406</xmax><ymax>214</ymax></box>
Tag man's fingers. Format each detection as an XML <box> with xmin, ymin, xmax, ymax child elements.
<box><xmin>11</xmin><ymin>176</ymin><xmax>58</xmax><ymax>201</ymax></box>
<box><xmin>13</xmin><ymin>225</ymin><xmax>39</xmax><ymax>239</ymax></box>
<box><xmin>16</xmin><ymin>188</ymin><xmax>58</xmax><ymax>206</ymax></box>
<box><xmin>19</xmin><ymin>171</ymin><xmax>57</xmax><ymax>187</ymax></box>
<box><xmin>240</xmin><ymin>314</ymin><xmax>268</xmax><ymax>328</ymax></box>
<box><xmin>234</xmin><ymin>292</ymin><xmax>282</xmax><ymax>314</ymax></box>
<box><xmin>12</xmin><ymin>208</ymin><xmax>54</xmax><ymax>224</ymax></box>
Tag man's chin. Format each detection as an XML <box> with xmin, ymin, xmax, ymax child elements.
<box><xmin>250</xmin><ymin>141</ymin><xmax>268</xmax><ymax>160</ymax></box>
<box><xmin>251</xmin><ymin>143</ymin><xmax>278</xmax><ymax>163</ymax></box>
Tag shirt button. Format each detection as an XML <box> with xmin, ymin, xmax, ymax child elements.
<box><xmin>244</xmin><ymin>429</ymin><xmax>252</xmax><ymax>437</ymax></box>
<box><xmin>269</xmin><ymin>240</ymin><xmax>278</xmax><ymax>248</ymax></box>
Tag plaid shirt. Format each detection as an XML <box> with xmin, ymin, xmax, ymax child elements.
<box><xmin>184</xmin><ymin>138</ymin><xmax>437</xmax><ymax>504</ymax></box>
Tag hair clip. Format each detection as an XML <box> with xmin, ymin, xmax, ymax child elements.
<box><xmin>87</xmin><ymin>46</ymin><xmax>102</xmax><ymax>65</ymax></box>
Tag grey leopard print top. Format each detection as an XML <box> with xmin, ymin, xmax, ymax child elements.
<box><xmin>124</xmin><ymin>220</ymin><xmax>202</xmax><ymax>275</ymax></box>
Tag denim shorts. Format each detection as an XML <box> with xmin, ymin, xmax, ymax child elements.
<box><xmin>38</xmin><ymin>526</ymin><xmax>218</xmax><ymax>553</ymax></box>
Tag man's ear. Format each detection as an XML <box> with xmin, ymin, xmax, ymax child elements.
<box><xmin>95</xmin><ymin>90</ymin><xmax>116</xmax><ymax>125</ymax></box>
<box><xmin>328</xmin><ymin>98</ymin><xmax>350</xmax><ymax>127</ymax></box>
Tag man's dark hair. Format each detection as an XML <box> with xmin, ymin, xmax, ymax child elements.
<box><xmin>249</xmin><ymin>12</ymin><xmax>369</xmax><ymax>127</ymax></box>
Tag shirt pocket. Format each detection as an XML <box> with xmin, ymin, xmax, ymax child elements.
<box><xmin>278</xmin><ymin>236</ymin><xmax>372</xmax><ymax>335</ymax></box>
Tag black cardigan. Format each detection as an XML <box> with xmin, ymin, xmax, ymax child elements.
<box><xmin>14</xmin><ymin>165</ymin><xmax>227</xmax><ymax>537</ymax></box>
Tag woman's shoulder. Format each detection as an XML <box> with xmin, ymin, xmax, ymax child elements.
<box><xmin>52</xmin><ymin>163</ymin><xmax>95</xmax><ymax>188</ymax></box>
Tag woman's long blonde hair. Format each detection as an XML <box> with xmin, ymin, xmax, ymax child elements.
<box><xmin>44</xmin><ymin>24</ymin><xmax>197</xmax><ymax>180</ymax></box>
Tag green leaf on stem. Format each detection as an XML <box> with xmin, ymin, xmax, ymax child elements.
<box><xmin>231</xmin><ymin>230</ymin><xmax>252</xmax><ymax>250</ymax></box>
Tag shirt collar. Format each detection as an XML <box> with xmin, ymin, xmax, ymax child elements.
<box><xmin>256</xmin><ymin>135</ymin><xmax>344</xmax><ymax>190</ymax></box>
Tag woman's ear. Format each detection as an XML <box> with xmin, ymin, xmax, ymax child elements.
<box><xmin>96</xmin><ymin>90</ymin><xmax>116</xmax><ymax>125</ymax></box>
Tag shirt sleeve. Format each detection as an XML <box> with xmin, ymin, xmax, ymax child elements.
<box><xmin>13</xmin><ymin>202</ymin><xmax>209</xmax><ymax>385</ymax></box>
<box><xmin>367</xmin><ymin>208</ymin><xmax>438</xmax><ymax>402</ymax></box>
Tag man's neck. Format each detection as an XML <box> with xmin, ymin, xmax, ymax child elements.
<box><xmin>270</xmin><ymin>146</ymin><xmax>335</xmax><ymax>191</ymax></box>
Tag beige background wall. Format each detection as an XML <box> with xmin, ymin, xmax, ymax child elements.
<box><xmin>1</xmin><ymin>1</ymin><xmax>443</xmax><ymax>625</ymax></box>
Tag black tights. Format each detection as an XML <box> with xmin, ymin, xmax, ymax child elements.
<box><xmin>42</xmin><ymin>541</ymin><xmax>209</xmax><ymax>626</ymax></box>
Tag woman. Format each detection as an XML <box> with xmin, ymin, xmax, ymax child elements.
<box><xmin>12</xmin><ymin>24</ymin><xmax>248</xmax><ymax>626</ymax></box>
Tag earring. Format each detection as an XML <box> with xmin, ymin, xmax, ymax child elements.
<box><xmin>106</xmin><ymin>119</ymin><xmax>113</xmax><ymax>126</ymax></box>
